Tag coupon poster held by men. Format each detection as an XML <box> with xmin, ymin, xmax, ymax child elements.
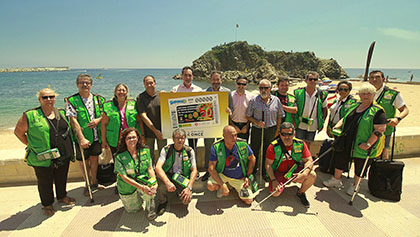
<box><xmin>160</xmin><ymin>91</ymin><xmax>230</xmax><ymax>139</ymax></box>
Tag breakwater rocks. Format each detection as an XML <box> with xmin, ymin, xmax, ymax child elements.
<box><xmin>0</xmin><ymin>67</ymin><xmax>69</xmax><ymax>73</ymax></box>
<box><xmin>173</xmin><ymin>41</ymin><xmax>347</xmax><ymax>83</ymax></box>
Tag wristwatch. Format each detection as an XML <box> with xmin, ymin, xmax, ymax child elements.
<box><xmin>396</xmin><ymin>117</ymin><xmax>402</xmax><ymax>122</ymax></box>
<box><xmin>187</xmin><ymin>186</ymin><xmax>192</xmax><ymax>191</ymax></box>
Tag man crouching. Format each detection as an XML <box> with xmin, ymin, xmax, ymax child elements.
<box><xmin>207</xmin><ymin>126</ymin><xmax>256</xmax><ymax>205</ymax></box>
<box><xmin>155</xmin><ymin>128</ymin><xmax>198</xmax><ymax>215</ymax></box>
<box><xmin>265</xmin><ymin>122</ymin><xmax>316</xmax><ymax>208</ymax></box>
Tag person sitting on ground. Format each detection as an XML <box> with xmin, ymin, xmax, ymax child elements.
<box><xmin>265</xmin><ymin>122</ymin><xmax>316</xmax><ymax>208</ymax></box>
<box><xmin>207</xmin><ymin>125</ymin><xmax>256</xmax><ymax>205</ymax></box>
<box><xmin>155</xmin><ymin>128</ymin><xmax>198</xmax><ymax>215</ymax></box>
<box><xmin>114</xmin><ymin>127</ymin><xmax>157</xmax><ymax>220</ymax></box>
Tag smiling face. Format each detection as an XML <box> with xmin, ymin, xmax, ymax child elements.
<box><xmin>114</xmin><ymin>84</ymin><xmax>128</xmax><ymax>101</ymax></box>
<box><xmin>278</xmin><ymin>80</ymin><xmax>289</xmax><ymax>95</ymax></box>
<box><xmin>337</xmin><ymin>83</ymin><xmax>350</xmax><ymax>99</ymax></box>
<box><xmin>125</xmin><ymin>131</ymin><xmax>138</xmax><ymax>149</ymax></box>
<box><xmin>143</xmin><ymin>76</ymin><xmax>156</xmax><ymax>93</ymax></box>
<box><xmin>305</xmin><ymin>74</ymin><xmax>319</xmax><ymax>88</ymax></box>
<box><xmin>182</xmin><ymin>68</ymin><xmax>193</xmax><ymax>88</ymax></box>
<box><xmin>76</xmin><ymin>76</ymin><xmax>92</xmax><ymax>94</ymax></box>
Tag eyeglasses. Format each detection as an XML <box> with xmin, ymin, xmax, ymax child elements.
<box><xmin>259</xmin><ymin>86</ymin><xmax>270</xmax><ymax>90</ymax></box>
<box><xmin>126</xmin><ymin>136</ymin><xmax>138</xmax><ymax>141</ymax></box>
<box><xmin>308</xmin><ymin>78</ymin><xmax>318</xmax><ymax>82</ymax></box>
<box><xmin>280</xmin><ymin>132</ymin><xmax>294</xmax><ymax>136</ymax></box>
<box><xmin>41</xmin><ymin>95</ymin><xmax>55</xmax><ymax>100</ymax></box>
<box><xmin>78</xmin><ymin>81</ymin><xmax>92</xmax><ymax>85</ymax></box>
<box><xmin>237</xmin><ymin>82</ymin><xmax>247</xmax><ymax>86</ymax></box>
<box><xmin>338</xmin><ymin>88</ymin><xmax>349</xmax><ymax>92</ymax></box>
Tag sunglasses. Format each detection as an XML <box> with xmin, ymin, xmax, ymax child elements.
<box><xmin>308</xmin><ymin>78</ymin><xmax>318</xmax><ymax>82</ymax></box>
<box><xmin>126</xmin><ymin>136</ymin><xmax>138</xmax><ymax>140</ymax></box>
<box><xmin>259</xmin><ymin>86</ymin><xmax>270</xmax><ymax>90</ymax></box>
<box><xmin>280</xmin><ymin>132</ymin><xmax>294</xmax><ymax>136</ymax></box>
<box><xmin>237</xmin><ymin>82</ymin><xmax>247</xmax><ymax>86</ymax></box>
<box><xmin>338</xmin><ymin>88</ymin><xmax>349</xmax><ymax>92</ymax></box>
<box><xmin>78</xmin><ymin>81</ymin><xmax>92</xmax><ymax>85</ymax></box>
<box><xmin>41</xmin><ymin>95</ymin><xmax>56</xmax><ymax>100</ymax></box>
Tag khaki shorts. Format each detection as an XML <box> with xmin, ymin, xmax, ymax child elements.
<box><xmin>209</xmin><ymin>173</ymin><xmax>254</xmax><ymax>199</ymax></box>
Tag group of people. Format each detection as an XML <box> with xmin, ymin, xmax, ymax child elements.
<box><xmin>14</xmin><ymin>67</ymin><xmax>408</xmax><ymax>220</ymax></box>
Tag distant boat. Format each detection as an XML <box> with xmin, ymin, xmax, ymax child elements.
<box><xmin>96</xmin><ymin>73</ymin><xmax>103</xmax><ymax>79</ymax></box>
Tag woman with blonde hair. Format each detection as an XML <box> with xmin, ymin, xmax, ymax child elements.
<box><xmin>14</xmin><ymin>88</ymin><xmax>76</xmax><ymax>216</ymax></box>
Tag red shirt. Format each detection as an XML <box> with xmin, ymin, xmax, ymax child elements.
<box><xmin>266</xmin><ymin>142</ymin><xmax>311</xmax><ymax>172</ymax></box>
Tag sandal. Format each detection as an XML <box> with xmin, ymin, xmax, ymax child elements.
<box><xmin>58</xmin><ymin>196</ymin><xmax>76</xmax><ymax>205</ymax></box>
<box><xmin>42</xmin><ymin>205</ymin><xmax>55</xmax><ymax>216</ymax></box>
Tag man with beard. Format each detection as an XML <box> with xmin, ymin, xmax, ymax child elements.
<box><xmin>246</xmin><ymin>79</ymin><xmax>284</xmax><ymax>177</ymax></box>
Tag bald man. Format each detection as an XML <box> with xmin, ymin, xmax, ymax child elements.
<box><xmin>207</xmin><ymin>126</ymin><xmax>256</xmax><ymax>205</ymax></box>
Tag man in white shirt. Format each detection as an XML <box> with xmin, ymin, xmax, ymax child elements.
<box><xmin>369</xmin><ymin>70</ymin><xmax>409</xmax><ymax>159</ymax></box>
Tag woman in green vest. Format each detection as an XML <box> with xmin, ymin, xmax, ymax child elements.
<box><xmin>101</xmin><ymin>83</ymin><xmax>144</xmax><ymax>155</ymax></box>
<box><xmin>14</xmin><ymin>88</ymin><xmax>76</xmax><ymax>216</ymax></box>
<box><xmin>323</xmin><ymin>84</ymin><xmax>387</xmax><ymax>196</ymax></box>
<box><xmin>114</xmin><ymin>127</ymin><xmax>157</xmax><ymax>220</ymax></box>
<box><xmin>327</xmin><ymin>81</ymin><xmax>358</xmax><ymax>137</ymax></box>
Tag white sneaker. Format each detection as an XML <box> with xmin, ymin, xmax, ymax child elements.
<box><xmin>323</xmin><ymin>177</ymin><xmax>343</xmax><ymax>188</ymax></box>
<box><xmin>346</xmin><ymin>185</ymin><xmax>355</xmax><ymax>196</ymax></box>
<box><xmin>216</xmin><ymin>188</ymin><xmax>223</xmax><ymax>198</ymax></box>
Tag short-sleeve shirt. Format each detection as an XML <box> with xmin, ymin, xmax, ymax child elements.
<box><xmin>246</xmin><ymin>94</ymin><xmax>284</xmax><ymax>128</ymax></box>
<box><xmin>65</xmin><ymin>94</ymin><xmax>99</xmax><ymax>141</ymax></box>
<box><xmin>158</xmin><ymin>146</ymin><xmax>197</xmax><ymax>174</ymax></box>
<box><xmin>209</xmin><ymin>143</ymin><xmax>253</xmax><ymax>179</ymax></box>
<box><xmin>374</xmin><ymin>84</ymin><xmax>406</xmax><ymax>109</ymax></box>
<box><xmin>136</xmin><ymin>91</ymin><xmax>162</xmax><ymax>138</ymax></box>
<box><xmin>266</xmin><ymin>142</ymin><xmax>311</xmax><ymax>173</ymax></box>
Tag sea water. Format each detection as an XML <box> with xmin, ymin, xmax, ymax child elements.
<box><xmin>0</xmin><ymin>68</ymin><xmax>418</xmax><ymax>130</ymax></box>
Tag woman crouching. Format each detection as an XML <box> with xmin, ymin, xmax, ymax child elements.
<box><xmin>114</xmin><ymin>127</ymin><xmax>157</xmax><ymax>220</ymax></box>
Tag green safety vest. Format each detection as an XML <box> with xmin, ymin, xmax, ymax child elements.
<box><xmin>65</xmin><ymin>93</ymin><xmax>105</xmax><ymax>143</ymax></box>
<box><xmin>162</xmin><ymin>144</ymin><xmax>192</xmax><ymax>178</ymax></box>
<box><xmin>103</xmin><ymin>99</ymin><xmax>139</xmax><ymax>147</ymax></box>
<box><xmin>327</xmin><ymin>95</ymin><xmax>358</xmax><ymax>137</ymax></box>
<box><xmin>294</xmin><ymin>87</ymin><xmax>328</xmax><ymax>130</ymax></box>
<box><xmin>25</xmin><ymin>107</ymin><xmax>73</xmax><ymax>167</ymax></box>
<box><xmin>376</xmin><ymin>86</ymin><xmax>399</xmax><ymax>136</ymax></box>
<box><xmin>342</xmin><ymin>102</ymin><xmax>385</xmax><ymax>158</ymax></box>
<box><xmin>213</xmin><ymin>139</ymin><xmax>250</xmax><ymax>176</ymax></box>
<box><xmin>115</xmin><ymin>148</ymin><xmax>152</xmax><ymax>195</ymax></box>
<box><xmin>270</xmin><ymin>138</ymin><xmax>304</xmax><ymax>173</ymax></box>
<box><xmin>272</xmin><ymin>91</ymin><xmax>296</xmax><ymax>124</ymax></box>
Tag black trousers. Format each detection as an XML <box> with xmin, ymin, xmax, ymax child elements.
<box><xmin>33</xmin><ymin>159</ymin><xmax>70</xmax><ymax>206</ymax></box>
<box><xmin>250</xmin><ymin>126</ymin><xmax>277</xmax><ymax>175</ymax></box>
<box><xmin>232</xmin><ymin>121</ymin><xmax>250</xmax><ymax>142</ymax></box>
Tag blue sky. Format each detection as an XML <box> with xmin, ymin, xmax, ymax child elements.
<box><xmin>1</xmin><ymin>0</ymin><xmax>419</xmax><ymax>69</ymax></box>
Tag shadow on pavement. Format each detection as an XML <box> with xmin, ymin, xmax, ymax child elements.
<box><xmin>195</xmin><ymin>189</ymin><xmax>250</xmax><ymax>216</ymax></box>
<box><xmin>254</xmin><ymin>186</ymin><xmax>315</xmax><ymax>216</ymax></box>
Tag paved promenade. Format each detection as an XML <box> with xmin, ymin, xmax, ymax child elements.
<box><xmin>0</xmin><ymin>157</ymin><xmax>419</xmax><ymax>236</ymax></box>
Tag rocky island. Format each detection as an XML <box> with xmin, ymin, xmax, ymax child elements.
<box><xmin>0</xmin><ymin>67</ymin><xmax>69</xmax><ymax>73</ymax></box>
<box><xmin>174</xmin><ymin>41</ymin><xmax>348</xmax><ymax>83</ymax></box>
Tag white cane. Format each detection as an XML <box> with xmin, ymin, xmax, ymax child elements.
<box><xmin>349</xmin><ymin>147</ymin><xmax>373</xmax><ymax>206</ymax></box>
<box><xmin>80</xmin><ymin>144</ymin><xmax>94</xmax><ymax>203</ymax></box>
<box><xmin>258</xmin><ymin>112</ymin><xmax>265</xmax><ymax>187</ymax></box>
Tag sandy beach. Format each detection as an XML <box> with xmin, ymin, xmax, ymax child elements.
<box><xmin>2</xmin><ymin>80</ymin><xmax>418</xmax><ymax>152</ymax></box>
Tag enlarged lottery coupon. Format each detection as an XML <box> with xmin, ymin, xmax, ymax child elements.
<box><xmin>168</xmin><ymin>94</ymin><xmax>220</xmax><ymax>129</ymax></box>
